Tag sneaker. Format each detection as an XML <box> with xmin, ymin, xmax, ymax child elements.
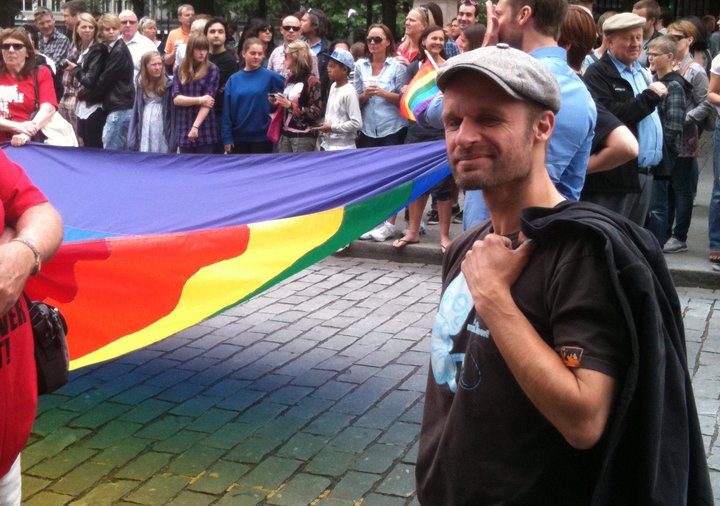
<box><xmin>370</xmin><ymin>221</ymin><xmax>396</xmax><ymax>242</ymax></box>
<box><xmin>359</xmin><ymin>229</ymin><xmax>375</xmax><ymax>240</ymax></box>
<box><xmin>452</xmin><ymin>210</ymin><xmax>464</xmax><ymax>224</ymax></box>
<box><xmin>663</xmin><ymin>237</ymin><xmax>688</xmax><ymax>253</ymax></box>
<box><xmin>403</xmin><ymin>221</ymin><xmax>427</xmax><ymax>236</ymax></box>
<box><xmin>427</xmin><ymin>210</ymin><xmax>439</xmax><ymax>225</ymax></box>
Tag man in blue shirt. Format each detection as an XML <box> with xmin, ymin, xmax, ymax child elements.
<box><xmin>583</xmin><ymin>13</ymin><xmax>665</xmax><ymax>225</ymax></box>
<box><xmin>417</xmin><ymin>0</ymin><xmax>597</xmax><ymax>229</ymax></box>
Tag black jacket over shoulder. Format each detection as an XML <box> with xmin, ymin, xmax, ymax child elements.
<box><xmin>582</xmin><ymin>52</ymin><xmax>663</xmax><ymax>194</ymax></box>
<box><xmin>521</xmin><ymin>201</ymin><xmax>713</xmax><ymax>506</ymax></box>
<box><xmin>83</xmin><ymin>39</ymin><xmax>134</xmax><ymax>113</ymax></box>
<box><xmin>74</xmin><ymin>43</ymin><xmax>108</xmax><ymax>106</ymax></box>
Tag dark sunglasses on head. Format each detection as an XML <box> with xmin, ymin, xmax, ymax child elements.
<box><xmin>0</xmin><ymin>43</ymin><xmax>26</xmax><ymax>51</ymax></box>
<box><xmin>282</xmin><ymin>25</ymin><xmax>300</xmax><ymax>31</ymax></box>
<box><xmin>460</xmin><ymin>0</ymin><xmax>479</xmax><ymax>6</ymax></box>
<box><xmin>366</xmin><ymin>36</ymin><xmax>385</xmax><ymax>44</ymax></box>
<box><xmin>35</xmin><ymin>7</ymin><xmax>51</xmax><ymax>15</ymax></box>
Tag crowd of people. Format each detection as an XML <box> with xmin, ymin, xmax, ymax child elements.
<box><xmin>0</xmin><ymin>0</ymin><xmax>719</xmax><ymax>258</ymax></box>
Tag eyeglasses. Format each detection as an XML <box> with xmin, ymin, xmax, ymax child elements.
<box><xmin>282</xmin><ymin>25</ymin><xmax>300</xmax><ymax>31</ymax></box>
<box><xmin>261</xmin><ymin>27</ymin><xmax>273</xmax><ymax>33</ymax></box>
<box><xmin>366</xmin><ymin>36</ymin><xmax>385</xmax><ymax>44</ymax></box>
<box><xmin>0</xmin><ymin>43</ymin><xmax>26</xmax><ymax>51</ymax></box>
<box><xmin>121</xmin><ymin>20</ymin><xmax>138</xmax><ymax>25</ymax></box>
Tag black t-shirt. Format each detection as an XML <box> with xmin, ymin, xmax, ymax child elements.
<box><xmin>416</xmin><ymin>217</ymin><xmax>630</xmax><ymax>505</ymax></box>
<box><xmin>209</xmin><ymin>50</ymin><xmax>239</xmax><ymax>115</ymax></box>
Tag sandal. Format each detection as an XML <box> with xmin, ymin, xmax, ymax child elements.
<box><xmin>710</xmin><ymin>251</ymin><xmax>720</xmax><ymax>264</ymax></box>
<box><xmin>393</xmin><ymin>238</ymin><xmax>419</xmax><ymax>250</ymax></box>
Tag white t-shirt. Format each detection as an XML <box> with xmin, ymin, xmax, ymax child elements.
<box><xmin>320</xmin><ymin>82</ymin><xmax>362</xmax><ymax>151</ymax></box>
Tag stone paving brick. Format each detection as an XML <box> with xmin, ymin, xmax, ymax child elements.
<box><xmin>201</xmin><ymin>422</ymin><xmax>255</xmax><ymax>450</ymax></box>
<box><xmin>315</xmin><ymin>355</ymin><xmax>355</xmax><ymax>372</ymax></box>
<box><xmin>120</xmin><ymin>399</ymin><xmax>175</xmax><ymax>424</ymax></box>
<box><xmin>312</xmin><ymin>380</ymin><xmax>356</xmax><ymax>401</ymax></box>
<box><xmin>23</xmin><ymin>491</ymin><xmax>75</xmax><ymax>506</ymax></box>
<box><xmin>402</xmin><ymin>441</ymin><xmax>420</xmax><ymax>464</ymax></box>
<box><xmin>379</xmin><ymin>422</ymin><xmax>421</xmax><ymax>446</ymax></box>
<box><xmin>357</xmin><ymin>351</ymin><xmax>400</xmax><ymax>368</ymax></box>
<box><xmin>170</xmin><ymin>396</ymin><xmax>223</xmax><ymax>418</ymax></box>
<box><xmin>333</xmin><ymin>376</ymin><xmax>402</xmax><ymax>415</ymax></box>
<box><xmin>93</xmin><ymin>438</ymin><xmax>150</xmax><ymax>466</ymax></box>
<box><xmin>304</xmin><ymin>411</ymin><xmax>355</xmax><ymax>436</ymax></box>
<box><xmin>276</xmin><ymin>432</ymin><xmax>330</xmax><ymax>460</ymax></box>
<box><xmin>146</xmin><ymin>368</ymin><xmax>196</xmax><ymax>388</ymax></box>
<box><xmin>132</xmin><ymin>357</ymin><xmax>183</xmax><ymax>376</ymax></box>
<box><xmin>79</xmin><ymin>420</ymin><xmax>141</xmax><ymax>449</ymax></box>
<box><xmin>357</xmin><ymin>493</ymin><xmax>408</xmax><ymax>505</ymax></box>
<box><xmin>69</xmin><ymin>402</ymin><xmax>131</xmax><ymax>430</ymax></box>
<box><xmin>237</xmin><ymin>456</ymin><xmax>301</xmax><ymax>490</ymax></box>
<box><xmin>28</xmin><ymin>447</ymin><xmax>97</xmax><ymax>480</ymax></box>
<box><xmin>115</xmin><ymin>452</ymin><xmax>173</xmax><ymax>481</ymax></box>
<box><xmin>134</xmin><ymin>415</ymin><xmax>192</xmax><ymax>441</ymax></box>
<box><xmin>304</xmin><ymin>449</ymin><xmax>355</xmax><ymax>477</ymax></box>
<box><xmin>188</xmin><ymin>460</ymin><xmax>251</xmax><ymax>495</ymax></box>
<box><xmin>234</xmin><ymin>361</ymin><xmax>280</xmax><ymax>381</ymax></box>
<box><xmin>329</xmin><ymin>426</ymin><xmax>382</xmax><ymax>453</ymax></box>
<box><xmin>299</xmin><ymin>325</ymin><xmax>342</xmax><ymax>342</ymax></box>
<box><xmin>266</xmin><ymin>473</ymin><xmax>331</xmax><ymax>506</ymax></box>
<box><xmin>275</xmin><ymin>348</ymin><xmax>337</xmax><ymax>376</ymax></box>
<box><xmin>375</xmin><ymin>463</ymin><xmax>416</xmax><ymax>498</ymax></box>
<box><xmin>253</xmin><ymin>415</ymin><xmax>308</xmax><ymax>442</ymax></box>
<box><xmin>49</xmin><ymin>461</ymin><xmax>115</xmax><ymax>496</ymax></box>
<box><xmin>167</xmin><ymin>445</ymin><xmax>226</xmax><ymax>476</ymax></box>
<box><xmin>155</xmin><ymin>381</ymin><xmax>206</xmax><ymax>403</ymax></box>
<box><xmin>210</xmin><ymin>321</ymin><xmax>254</xmax><ymax>338</ymax></box>
<box><xmin>215</xmin><ymin>388</ymin><xmax>265</xmax><ymax>412</ymax></box>
<box><xmin>247</xmin><ymin>373</ymin><xmax>294</xmax><ymax>393</ymax></box>
<box><xmin>226</xmin><ymin>436</ymin><xmax>282</xmax><ymax>464</ymax></box>
<box><xmin>110</xmin><ymin>384</ymin><xmax>164</xmax><ymax>405</ymax></box>
<box><xmin>186</xmin><ymin>407</ymin><xmax>238</xmax><ymax>433</ymax></box>
<box><xmin>352</xmin><ymin>443</ymin><xmax>405</xmax><ymax>474</ymax></box>
<box><xmin>32</xmin><ymin>409</ymin><xmax>80</xmax><ymax>437</ymax></box>
<box><xmin>335</xmin><ymin>364</ymin><xmax>379</xmax><ymax>384</ymax></box>
<box><xmin>67</xmin><ymin>480</ymin><xmax>138</xmax><ymax>506</ymax></box>
<box><xmin>21</xmin><ymin>475</ymin><xmax>51</xmax><ymax>499</ymax></box>
<box><xmin>153</xmin><ymin>430</ymin><xmax>208</xmax><ymax>454</ymax></box>
<box><xmin>289</xmin><ymin>368</ymin><xmax>336</xmax><ymax>387</ymax></box>
<box><xmin>24</xmin><ymin>427</ymin><xmax>90</xmax><ymax>464</ymax></box>
<box><xmin>265</xmin><ymin>328</ymin><xmax>305</xmax><ymax>343</ymax></box>
<box><xmin>319</xmin><ymin>334</ymin><xmax>357</xmax><ymax>351</ymax></box>
<box><xmin>52</xmin><ymin>376</ymin><xmax>103</xmax><ymax>398</ymax></box>
<box><xmin>60</xmin><ymin>387</ymin><xmax>117</xmax><ymax>413</ymax></box>
<box><xmin>167</xmin><ymin>491</ymin><xmax>216</xmax><ymax>506</ymax></box>
<box><xmin>267</xmin><ymin>385</ymin><xmax>315</xmax><ymax>405</ymax></box>
<box><xmin>237</xmin><ymin>401</ymin><xmax>287</xmax><ymax>426</ymax></box>
<box><xmin>125</xmin><ymin>474</ymin><xmax>190</xmax><ymax>505</ymax></box>
<box><xmin>328</xmin><ymin>471</ymin><xmax>381</xmax><ymax>502</ymax></box>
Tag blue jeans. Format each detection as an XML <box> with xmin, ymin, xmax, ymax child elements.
<box><xmin>709</xmin><ymin>118</ymin><xmax>720</xmax><ymax>251</ymax></box>
<box><xmin>646</xmin><ymin>178</ymin><xmax>670</xmax><ymax>245</ymax></box>
<box><xmin>102</xmin><ymin>109</ymin><xmax>132</xmax><ymax>151</ymax></box>
<box><xmin>668</xmin><ymin>156</ymin><xmax>695</xmax><ymax>243</ymax></box>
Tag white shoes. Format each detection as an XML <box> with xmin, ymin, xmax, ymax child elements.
<box><xmin>368</xmin><ymin>221</ymin><xmax>397</xmax><ymax>242</ymax></box>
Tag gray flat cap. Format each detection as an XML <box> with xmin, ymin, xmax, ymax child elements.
<box><xmin>603</xmin><ymin>12</ymin><xmax>646</xmax><ymax>33</ymax></box>
<box><xmin>436</xmin><ymin>43</ymin><xmax>561</xmax><ymax>113</ymax></box>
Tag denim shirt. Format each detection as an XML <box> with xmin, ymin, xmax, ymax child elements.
<box><xmin>608</xmin><ymin>52</ymin><xmax>663</xmax><ymax>168</ymax></box>
<box><xmin>353</xmin><ymin>57</ymin><xmax>409</xmax><ymax>138</ymax></box>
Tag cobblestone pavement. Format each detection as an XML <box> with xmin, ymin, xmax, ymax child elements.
<box><xmin>20</xmin><ymin>257</ymin><xmax>719</xmax><ymax>505</ymax></box>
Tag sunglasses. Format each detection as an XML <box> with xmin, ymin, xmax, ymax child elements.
<box><xmin>0</xmin><ymin>43</ymin><xmax>26</xmax><ymax>51</ymax></box>
<box><xmin>366</xmin><ymin>36</ymin><xmax>385</xmax><ymax>44</ymax></box>
<box><xmin>668</xmin><ymin>34</ymin><xmax>686</xmax><ymax>41</ymax></box>
<box><xmin>261</xmin><ymin>27</ymin><xmax>273</xmax><ymax>33</ymax></box>
<box><xmin>282</xmin><ymin>25</ymin><xmax>301</xmax><ymax>31</ymax></box>
<box><xmin>460</xmin><ymin>0</ymin><xmax>479</xmax><ymax>6</ymax></box>
<box><xmin>35</xmin><ymin>7</ymin><xmax>51</xmax><ymax>15</ymax></box>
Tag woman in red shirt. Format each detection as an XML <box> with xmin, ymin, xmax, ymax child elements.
<box><xmin>0</xmin><ymin>28</ymin><xmax>58</xmax><ymax>146</ymax></box>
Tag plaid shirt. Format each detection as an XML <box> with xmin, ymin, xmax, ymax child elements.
<box><xmin>173</xmin><ymin>64</ymin><xmax>220</xmax><ymax>147</ymax></box>
<box><xmin>61</xmin><ymin>45</ymin><xmax>79</xmax><ymax>101</ymax></box>
<box><xmin>658</xmin><ymin>78</ymin><xmax>685</xmax><ymax>156</ymax></box>
<box><xmin>39</xmin><ymin>30</ymin><xmax>72</xmax><ymax>67</ymax></box>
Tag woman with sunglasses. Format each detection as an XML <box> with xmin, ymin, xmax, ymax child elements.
<box><xmin>269</xmin><ymin>40</ymin><xmax>322</xmax><ymax>153</ymax></box>
<box><xmin>238</xmin><ymin>18</ymin><xmax>276</xmax><ymax>68</ymax></box>
<box><xmin>661</xmin><ymin>20</ymin><xmax>710</xmax><ymax>255</ymax></box>
<box><xmin>0</xmin><ymin>28</ymin><xmax>57</xmax><ymax>147</ymax></box>
<box><xmin>354</xmin><ymin>24</ymin><xmax>409</xmax><ymax>242</ymax></box>
<box><xmin>64</xmin><ymin>13</ymin><xmax>107</xmax><ymax>148</ymax></box>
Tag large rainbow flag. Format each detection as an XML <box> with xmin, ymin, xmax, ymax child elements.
<box><xmin>400</xmin><ymin>60</ymin><xmax>440</xmax><ymax>122</ymax></box>
<box><xmin>3</xmin><ymin>141</ymin><xmax>450</xmax><ymax>369</ymax></box>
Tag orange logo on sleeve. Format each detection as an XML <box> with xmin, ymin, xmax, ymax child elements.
<box><xmin>560</xmin><ymin>346</ymin><xmax>584</xmax><ymax>368</ymax></box>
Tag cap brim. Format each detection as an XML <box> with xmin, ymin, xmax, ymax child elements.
<box><xmin>437</xmin><ymin>64</ymin><xmax>525</xmax><ymax>103</ymax></box>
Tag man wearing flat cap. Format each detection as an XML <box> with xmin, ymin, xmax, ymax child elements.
<box><xmin>415</xmin><ymin>44</ymin><xmax>712</xmax><ymax>505</ymax></box>
<box><xmin>582</xmin><ymin>12</ymin><xmax>666</xmax><ymax>226</ymax></box>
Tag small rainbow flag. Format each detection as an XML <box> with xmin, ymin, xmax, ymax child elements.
<box><xmin>400</xmin><ymin>60</ymin><xmax>440</xmax><ymax>122</ymax></box>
